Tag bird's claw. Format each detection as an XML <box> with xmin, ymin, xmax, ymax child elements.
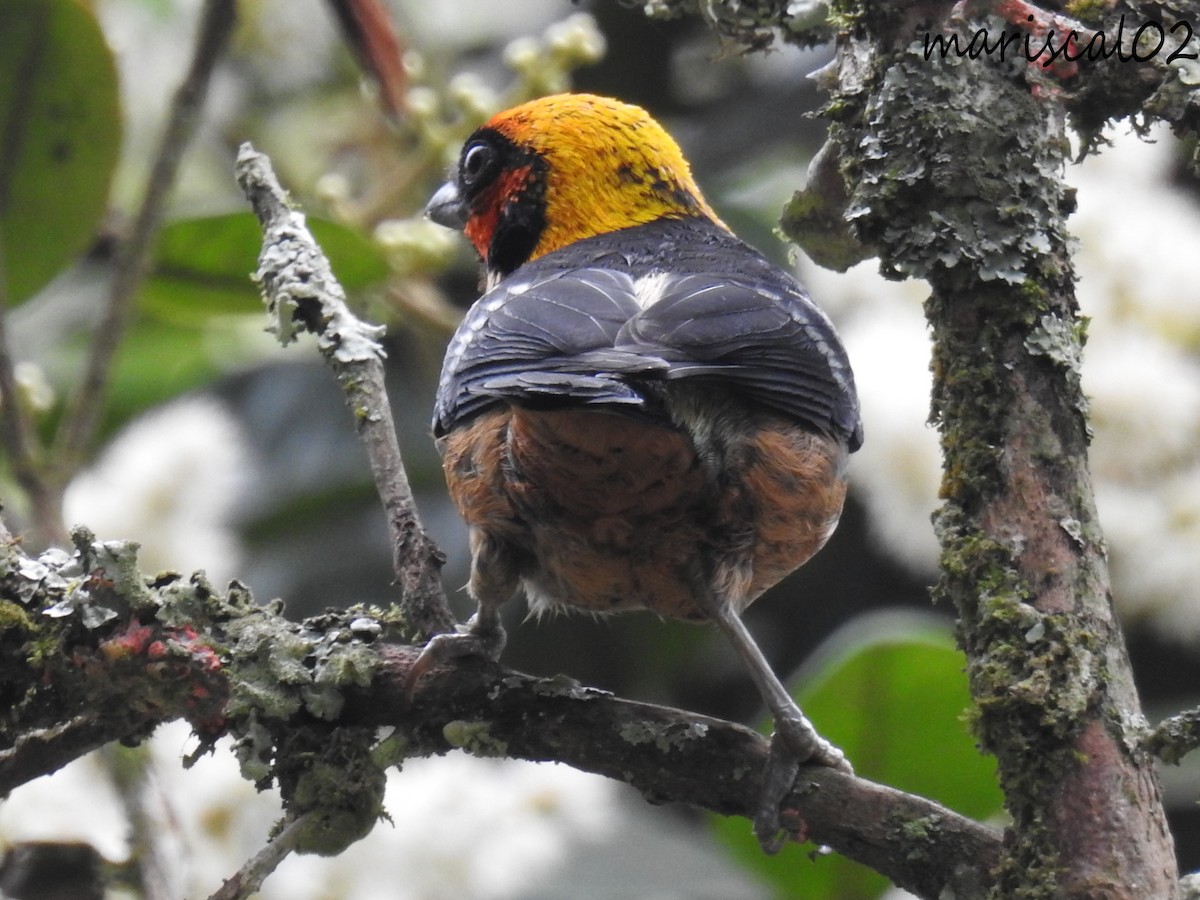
<box><xmin>753</xmin><ymin>716</ymin><xmax>852</xmax><ymax>853</ymax></box>
<box><xmin>754</xmin><ymin>736</ymin><xmax>803</xmax><ymax>853</ymax></box>
<box><xmin>403</xmin><ymin>614</ymin><xmax>506</xmax><ymax>701</ymax></box>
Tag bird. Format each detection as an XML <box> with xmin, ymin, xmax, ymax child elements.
<box><xmin>410</xmin><ymin>92</ymin><xmax>862</xmax><ymax>850</ymax></box>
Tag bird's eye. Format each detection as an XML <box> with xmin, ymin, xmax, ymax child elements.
<box><xmin>461</xmin><ymin>141</ymin><xmax>495</xmax><ymax>187</ymax></box>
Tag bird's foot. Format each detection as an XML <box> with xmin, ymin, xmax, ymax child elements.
<box><xmin>404</xmin><ymin>613</ymin><xmax>507</xmax><ymax>701</ymax></box>
<box><xmin>753</xmin><ymin>711</ymin><xmax>852</xmax><ymax>854</ymax></box>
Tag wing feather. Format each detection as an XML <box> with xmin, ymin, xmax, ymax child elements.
<box><xmin>433</xmin><ymin>268</ymin><xmax>668</xmax><ymax>435</ymax></box>
<box><xmin>616</xmin><ymin>273</ymin><xmax>862</xmax><ymax>449</ymax></box>
<box><xmin>434</xmin><ymin>226</ymin><xmax>861</xmax><ymax>451</ymax></box>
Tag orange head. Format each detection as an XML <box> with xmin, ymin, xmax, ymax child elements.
<box><xmin>426</xmin><ymin>93</ymin><xmax>724</xmax><ymax>279</ymax></box>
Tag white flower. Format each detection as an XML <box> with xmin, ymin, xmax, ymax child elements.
<box><xmin>63</xmin><ymin>396</ymin><xmax>251</xmax><ymax>585</ymax></box>
<box><xmin>1</xmin><ymin>724</ymin><xmax>625</xmax><ymax>900</ymax></box>
<box><xmin>153</xmin><ymin>724</ymin><xmax>621</xmax><ymax>899</ymax></box>
<box><xmin>830</xmin><ymin>281</ymin><xmax>942</xmax><ymax>574</ymax></box>
<box><xmin>1083</xmin><ymin>326</ymin><xmax>1200</xmax><ymax>481</ymax></box>
<box><xmin>260</xmin><ymin>755</ymin><xmax>618</xmax><ymax>900</ymax></box>
<box><xmin>0</xmin><ymin>752</ymin><xmax>128</xmax><ymax>862</ymax></box>
<box><xmin>802</xmin><ymin>125</ymin><xmax>1200</xmax><ymax>641</ymax></box>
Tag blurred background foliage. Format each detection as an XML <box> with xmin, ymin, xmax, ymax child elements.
<box><xmin>0</xmin><ymin>1</ymin><xmax>1198</xmax><ymax>898</ymax></box>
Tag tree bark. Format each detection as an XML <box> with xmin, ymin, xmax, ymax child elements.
<box><xmin>811</xmin><ymin>5</ymin><xmax>1181</xmax><ymax>896</ymax></box>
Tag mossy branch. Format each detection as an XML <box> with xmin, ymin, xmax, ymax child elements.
<box><xmin>224</xmin><ymin>147</ymin><xmax>1004</xmax><ymax>895</ymax></box>
<box><xmin>0</xmin><ymin>528</ymin><xmax>1002</xmax><ymax>899</ymax></box>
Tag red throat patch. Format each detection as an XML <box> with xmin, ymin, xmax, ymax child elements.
<box><xmin>464</xmin><ymin>164</ymin><xmax>534</xmax><ymax>262</ymax></box>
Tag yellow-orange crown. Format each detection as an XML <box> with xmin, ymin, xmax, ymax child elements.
<box><xmin>482</xmin><ymin>94</ymin><xmax>725</xmax><ymax>263</ymax></box>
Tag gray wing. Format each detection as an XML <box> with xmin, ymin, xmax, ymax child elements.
<box><xmin>616</xmin><ymin>272</ymin><xmax>862</xmax><ymax>450</ymax></box>
<box><xmin>434</xmin><ymin>263</ymin><xmax>861</xmax><ymax>451</ymax></box>
<box><xmin>432</xmin><ymin>267</ymin><xmax>668</xmax><ymax>436</ymax></box>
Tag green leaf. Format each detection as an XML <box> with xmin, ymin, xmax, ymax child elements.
<box><xmin>714</xmin><ymin>610</ymin><xmax>1004</xmax><ymax>900</ymax></box>
<box><xmin>140</xmin><ymin>212</ymin><xmax>390</xmax><ymax>325</ymax></box>
<box><xmin>103</xmin><ymin>319</ymin><xmax>229</xmax><ymax>427</ymax></box>
<box><xmin>0</xmin><ymin>0</ymin><xmax>121</xmax><ymax>305</ymax></box>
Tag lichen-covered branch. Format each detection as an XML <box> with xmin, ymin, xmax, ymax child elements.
<box><xmin>637</xmin><ymin>0</ymin><xmax>834</xmax><ymax>48</ymax></box>
<box><xmin>1147</xmin><ymin>707</ymin><xmax>1200</xmax><ymax>765</ymax></box>
<box><xmin>0</xmin><ymin>541</ymin><xmax>225</xmax><ymax>793</ymax></box>
<box><xmin>235</xmin><ymin>144</ymin><xmax>453</xmax><ymax>640</ymax></box>
<box><xmin>803</xmin><ymin>5</ymin><xmax>1180</xmax><ymax>898</ymax></box>
<box><xmin>1049</xmin><ymin>0</ymin><xmax>1200</xmax><ymax>150</ymax></box>
<box><xmin>359</xmin><ymin>645</ymin><xmax>1003</xmax><ymax>899</ymax></box>
<box><xmin>0</xmin><ymin>530</ymin><xmax>1001</xmax><ymax>899</ymax></box>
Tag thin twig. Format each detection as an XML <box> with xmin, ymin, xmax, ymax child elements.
<box><xmin>206</xmin><ymin>814</ymin><xmax>310</xmax><ymax>900</ymax></box>
<box><xmin>101</xmin><ymin>744</ymin><xmax>176</xmax><ymax>900</ymax></box>
<box><xmin>235</xmin><ymin>144</ymin><xmax>454</xmax><ymax>639</ymax></box>
<box><xmin>55</xmin><ymin>0</ymin><xmax>237</xmax><ymax>469</ymax></box>
<box><xmin>0</xmin><ymin>311</ymin><xmax>38</xmax><ymax>492</ymax></box>
<box><xmin>0</xmin><ymin>246</ymin><xmax>63</xmax><ymax>544</ymax></box>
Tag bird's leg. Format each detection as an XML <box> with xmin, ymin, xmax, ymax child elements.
<box><xmin>404</xmin><ymin>529</ymin><xmax>514</xmax><ymax>699</ymax></box>
<box><xmin>697</xmin><ymin>588</ymin><xmax>851</xmax><ymax>853</ymax></box>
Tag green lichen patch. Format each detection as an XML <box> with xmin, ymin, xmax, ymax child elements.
<box><xmin>220</xmin><ymin>607</ymin><xmax>392</xmax><ymax>792</ymax></box>
<box><xmin>273</xmin><ymin>726</ymin><xmax>389</xmax><ymax>857</ymax></box>
<box><xmin>217</xmin><ymin>608</ymin><xmax>400</xmax><ymax>857</ymax></box>
<box><xmin>618</xmin><ymin>719</ymin><xmax>710</xmax><ymax>753</ymax></box>
<box><xmin>1025</xmin><ymin>313</ymin><xmax>1083</xmax><ymax>371</ymax></box>
<box><xmin>528</xmin><ymin>672</ymin><xmax>606</xmax><ymax>701</ymax></box>
<box><xmin>443</xmin><ymin>719</ymin><xmax>509</xmax><ymax>757</ymax></box>
<box><xmin>0</xmin><ymin>598</ymin><xmax>33</xmax><ymax>634</ymax></box>
<box><xmin>933</xmin><ymin>514</ymin><xmax>1103</xmax><ymax>899</ymax></box>
<box><xmin>1146</xmin><ymin>708</ymin><xmax>1200</xmax><ymax>765</ymax></box>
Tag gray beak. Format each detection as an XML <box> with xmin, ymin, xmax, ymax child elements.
<box><xmin>425</xmin><ymin>181</ymin><xmax>468</xmax><ymax>230</ymax></box>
